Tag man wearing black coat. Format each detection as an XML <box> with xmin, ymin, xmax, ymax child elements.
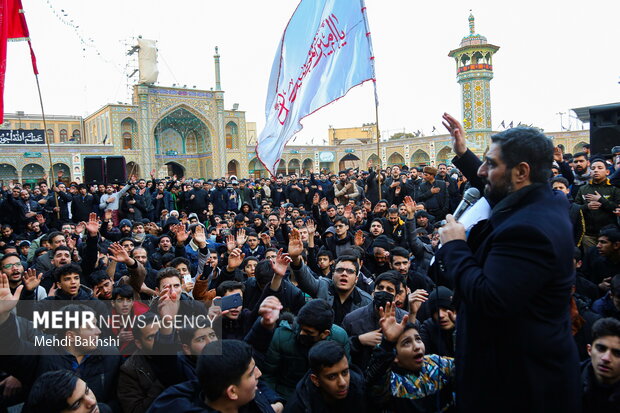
<box><xmin>71</xmin><ymin>184</ymin><xmax>96</xmax><ymax>223</ymax></box>
<box><xmin>437</xmin><ymin>113</ymin><xmax>580</xmax><ymax>412</ymax></box>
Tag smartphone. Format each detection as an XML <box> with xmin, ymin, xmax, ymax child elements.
<box><xmin>218</xmin><ymin>293</ymin><xmax>242</xmax><ymax>311</ymax></box>
<box><xmin>183</xmin><ymin>274</ymin><xmax>192</xmax><ymax>285</ymax></box>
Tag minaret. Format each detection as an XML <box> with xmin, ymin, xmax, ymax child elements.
<box><xmin>448</xmin><ymin>13</ymin><xmax>499</xmax><ymax>152</ymax></box>
<box><xmin>214</xmin><ymin>46</ymin><xmax>222</xmax><ymax>90</ymax></box>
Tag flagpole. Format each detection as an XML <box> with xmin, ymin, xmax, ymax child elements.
<box><xmin>374</xmin><ymin>101</ymin><xmax>382</xmax><ymax>201</ymax></box>
<box><xmin>33</xmin><ymin>74</ymin><xmax>60</xmax><ymax>219</ymax></box>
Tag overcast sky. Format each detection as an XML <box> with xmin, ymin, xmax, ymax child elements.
<box><xmin>5</xmin><ymin>0</ymin><xmax>620</xmax><ymax>144</ymax></box>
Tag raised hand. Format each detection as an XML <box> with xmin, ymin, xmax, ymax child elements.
<box><xmin>75</xmin><ymin>222</ymin><xmax>86</xmax><ymax>235</ymax></box>
<box><xmin>319</xmin><ymin>197</ymin><xmax>328</xmax><ymax>212</ymax></box>
<box><xmin>0</xmin><ymin>274</ymin><xmax>23</xmax><ymax>317</ymax></box>
<box><xmin>358</xmin><ymin>329</ymin><xmax>383</xmax><ymax>347</ymax></box>
<box><xmin>236</xmin><ymin>228</ymin><xmax>247</xmax><ymax>247</ymax></box>
<box><xmin>259</xmin><ymin>296</ymin><xmax>283</xmax><ymax>330</ymax></box>
<box><xmin>312</xmin><ymin>193</ymin><xmax>320</xmax><ymax>205</ymax></box>
<box><xmin>344</xmin><ymin>205</ymin><xmax>353</xmax><ymax>220</ymax></box>
<box><xmin>36</xmin><ymin>214</ymin><xmax>46</xmax><ymax>224</ymax></box>
<box><xmin>287</xmin><ymin>228</ymin><xmax>304</xmax><ymax>259</ymax></box>
<box><xmin>226</xmin><ymin>234</ymin><xmax>236</xmax><ymax>252</ymax></box>
<box><xmin>173</xmin><ymin>224</ymin><xmax>190</xmax><ymax>244</ymax></box>
<box><xmin>272</xmin><ymin>249</ymin><xmax>291</xmax><ymax>278</ymax></box>
<box><xmin>363</xmin><ymin>198</ymin><xmax>372</xmax><ymax>212</ymax></box>
<box><xmin>259</xmin><ymin>232</ymin><xmax>272</xmax><ymax>247</ymax></box>
<box><xmin>306</xmin><ymin>219</ymin><xmax>316</xmax><ymax>237</ymax></box>
<box><xmin>108</xmin><ymin>242</ymin><xmax>132</xmax><ymax>265</ymax></box>
<box><xmin>65</xmin><ymin>236</ymin><xmax>76</xmax><ymax>251</ymax></box>
<box><xmin>22</xmin><ymin>268</ymin><xmax>42</xmax><ymax>291</ymax></box>
<box><xmin>442</xmin><ymin>112</ymin><xmax>467</xmax><ymax>157</ymax></box>
<box><xmin>85</xmin><ymin>212</ymin><xmax>100</xmax><ymax>236</ymax></box>
<box><xmin>354</xmin><ymin>230</ymin><xmax>365</xmax><ymax>246</ymax></box>
<box><xmin>408</xmin><ymin>289</ymin><xmax>429</xmax><ymax>319</ymax></box>
<box><xmin>193</xmin><ymin>225</ymin><xmax>207</xmax><ymax>248</ymax></box>
<box><xmin>404</xmin><ymin>196</ymin><xmax>417</xmax><ymax>218</ymax></box>
<box><xmin>227</xmin><ymin>248</ymin><xmax>245</xmax><ymax>270</ymax></box>
<box><xmin>553</xmin><ymin>146</ymin><xmax>563</xmax><ymax>163</ymax></box>
<box><xmin>104</xmin><ymin>209</ymin><xmax>112</xmax><ymax>221</ymax></box>
<box><xmin>379</xmin><ymin>301</ymin><xmax>409</xmax><ymax>343</ymax></box>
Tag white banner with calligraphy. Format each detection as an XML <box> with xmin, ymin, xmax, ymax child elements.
<box><xmin>256</xmin><ymin>0</ymin><xmax>376</xmax><ymax>176</ymax></box>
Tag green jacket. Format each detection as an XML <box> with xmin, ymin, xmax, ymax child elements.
<box><xmin>575</xmin><ymin>180</ymin><xmax>620</xmax><ymax>235</ymax></box>
<box><xmin>262</xmin><ymin>320</ymin><xmax>350</xmax><ymax>401</ymax></box>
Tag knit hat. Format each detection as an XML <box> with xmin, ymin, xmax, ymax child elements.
<box><xmin>423</xmin><ymin>166</ymin><xmax>438</xmax><ymax>176</ymax></box>
<box><xmin>119</xmin><ymin>219</ymin><xmax>132</xmax><ymax>228</ymax></box>
<box><xmin>427</xmin><ymin>286</ymin><xmax>454</xmax><ymax>312</ymax></box>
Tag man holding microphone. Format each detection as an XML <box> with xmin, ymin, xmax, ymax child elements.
<box><xmin>437</xmin><ymin>113</ymin><xmax>580</xmax><ymax>412</ymax></box>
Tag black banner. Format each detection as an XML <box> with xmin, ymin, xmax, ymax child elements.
<box><xmin>0</xmin><ymin>129</ymin><xmax>45</xmax><ymax>144</ymax></box>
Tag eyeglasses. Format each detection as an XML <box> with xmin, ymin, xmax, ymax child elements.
<box><xmin>2</xmin><ymin>262</ymin><xmax>23</xmax><ymax>270</ymax></box>
<box><xmin>334</xmin><ymin>267</ymin><xmax>356</xmax><ymax>275</ymax></box>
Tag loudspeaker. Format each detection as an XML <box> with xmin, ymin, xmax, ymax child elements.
<box><xmin>83</xmin><ymin>156</ymin><xmax>106</xmax><ymax>185</ymax></box>
<box><xmin>590</xmin><ymin>104</ymin><xmax>620</xmax><ymax>157</ymax></box>
<box><xmin>106</xmin><ymin>156</ymin><xmax>127</xmax><ymax>185</ymax></box>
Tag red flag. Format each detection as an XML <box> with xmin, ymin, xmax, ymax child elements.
<box><xmin>0</xmin><ymin>0</ymin><xmax>38</xmax><ymax>122</ymax></box>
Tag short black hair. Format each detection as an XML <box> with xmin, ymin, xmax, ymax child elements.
<box><xmin>169</xmin><ymin>257</ymin><xmax>191</xmax><ymax>270</ymax></box>
<box><xmin>308</xmin><ymin>340</ymin><xmax>346</xmax><ymax>375</ymax></box>
<box><xmin>53</xmin><ymin>263</ymin><xmax>82</xmax><ymax>282</ymax></box>
<box><xmin>133</xmin><ymin>312</ymin><xmax>158</xmax><ymax>339</ymax></box>
<box><xmin>27</xmin><ymin>370</ymin><xmax>80</xmax><ymax>413</ymax></box>
<box><xmin>573</xmin><ymin>152</ymin><xmax>588</xmax><ymax>160</ymax></box>
<box><xmin>592</xmin><ymin>317</ymin><xmax>620</xmax><ymax>342</ymax></box>
<box><xmin>156</xmin><ymin>267</ymin><xmax>181</xmax><ymax>288</ymax></box>
<box><xmin>375</xmin><ymin>271</ymin><xmax>403</xmax><ymax>294</ymax></box>
<box><xmin>317</xmin><ymin>249</ymin><xmax>334</xmax><ymax>260</ymax></box>
<box><xmin>333</xmin><ymin>216</ymin><xmax>349</xmax><ymax>227</ymax></box>
<box><xmin>491</xmin><ymin>127</ymin><xmax>553</xmax><ymax>184</ymax></box>
<box><xmin>254</xmin><ymin>260</ymin><xmax>274</xmax><ymax>288</ymax></box>
<box><xmin>47</xmin><ymin>231</ymin><xmax>65</xmax><ymax>243</ymax></box>
<box><xmin>0</xmin><ymin>252</ymin><xmax>21</xmax><ymax>266</ymax></box>
<box><xmin>53</xmin><ymin>245</ymin><xmax>71</xmax><ymax>256</ymax></box>
<box><xmin>297</xmin><ymin>299</ymin><xmax>333</xmax><ymax>333</ymax></box>
<box><xmin>216</xmin><ymin>280</ymin><xmax>245</xmax><ymax>297</ymax></box>
<box><xmin>90</xmin><ymin>270</ymin><xmax>110</xmax><ymax>286</ymax></box>
<box><xmin>112</xmin><ymin>284</ymin><xmax>133</xmax><ymax>300</ymax></box>
<box><xmin>390</xmin><ymin>247</ymin><xmax>410</xmax><ymax>262</ymax></box>
<box><xmin>599</xmin><ymin>225</ymin><xmax>620</xmax><ymax>243</ymax></box>
<box><xmin>196</xmin><ymin>340</ymin><xmax>254</xmax><ymax>402</ymax></box>
<box><xmin>550</xmin><ymin>176</ymin><xmax>569</xmax><ymax>187</ymax></box>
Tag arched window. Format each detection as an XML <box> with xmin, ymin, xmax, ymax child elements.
<box><xmin>46</xmin><ymin>129</ymin><xmax>54</xmax><ymax>142</ymax></box>
<box><xmin>225</xmin><ymin>121</ymin><xmax>239</xmax><ymax>149</ymax></box>
<box><xmin>72</xmin><ymin>129</ymin><xmax>81</xmax><ymax>142</ymax></box>
<box><xmin>59</xmin><ymin>129</ymin><xmax>68</xmax><ymax>142</ymax></box>
<box><xmin>123</xmin><ymin>132</ymin><xmax>132</xmax><ymax>149</ymax></box>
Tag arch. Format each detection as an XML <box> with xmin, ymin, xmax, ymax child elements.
<box><xmin>436</xmin><ymin>146</ymin><xmax>453</xmax><ymax>166</ymax></box>
<box><xmin>165</xmin><ymin>162</ymin><xmax>185</xmax><ymax>178</ymax></box>
<box><xmin>288</xmin><ymin>159</ymin><xmax>301</xmax><ymax>175</ymax></box>
<box><xmin>227</xmin><ymin>160</ymin><xmax>239</xmax><ymax>177</ymax></box>
<box><xmin>126</xmin><ymin>162</ymin><xmax>141</xmax><ymax>180</ymax></box>
<box><xmin>154</xmin><ymin>106</ymin><xmax>211</xmax><ymax>155</ymax></box>
<box><xmin>367</xmin><ymin>154</ymin><xmax>380</xmax><ymax>168</ymax></box>
<box><xmin>22</xmin><ymin>163</ymin><xmax>45</xmax><ymax>184</ymax></box>
<box><xmin>121</xmin><ymin>117</ymin><xmax>138</xmax><ymax>150</ymax></box>
<box><xmin>573</xmin><ymin>141</ymin><xmax>589</xmax><ymax>154</ymax></box>
<box><xmin>276</xmin><ymin>159</ymin><xmax>286</xmax><ymax>176</ymax></box>
<box><xmin>339</xmin><ymin>153</ymin><xmax>360</xmax><ymax>171</ymax></box>
<box><xmin>248</xmin><ymin>158</ymin><xmax>267</xmax><ymax>178</ymax></box>
<box><xmin>225</xmin><ymin>121</ymin><xmax>239</xmax><ymax>149</ymax></box>
<box><xmin>71</xmin><ymin>129</ymin><xmax>81</xmax><ymax>142</ymax></box>
<box><xmin>46</xmin><ymin>129</ymin><xmax>55</xmax><ymax>143</ymax></box>
<box><xmin>0</xmin><ymin>164</ymin><xmax>18</xmax><ymax>186</ymax></box>
<box><xmin>387</xmin><ymin>152</ymin><xmax>405</xmax><ymax>166</ymax></box>
<box><xmin>411</xmin><ymin>149</ymin><xmax>430</xmax><ymax>167</ymax></box>
<box><xmin>302</xmin><ymin>158</ymin><xmax>313</xmax><ymax>175</ymax></box>
<box><xmin>59</xmin><ymin>129</ymin><xmax>68</xmax><ymax>143</ymax></box>
<box><xmin>185</xmin><ymin>131</ymin><xmax>198</xmax><ymax>154</ymax></box>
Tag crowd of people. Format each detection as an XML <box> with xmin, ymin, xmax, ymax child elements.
<box><xmin>0</xmin><ymin>129</ymin><xmax>618</xmax><ymax>412</ymax></box>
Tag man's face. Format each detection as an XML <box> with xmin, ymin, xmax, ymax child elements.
<box><xmin>62</xmin><ymin>225</ymin><xmax>73</xmax><ymax>235</ymax></box>
<box><xmin>354</xmin><ymin>209</ymin><xmax>364</xmax><ymax>222</ymax></box>
<box><xmin>39</xmin><ymin>183</ymin><xmax>48</xmax><ymax>192</ymax></box>
<box><xmin>339</xmin><ymin>173</ymin><xmax>347</xmax><ymax>181</ymax></box>
<box><xmin>53</xmin><ymin>250</ymin><xmax>72</xmax><ymax>267</ymax></box>
<box><xmin>416</xmin><ymin>216</ymin><xmax>428</xmax><ymax>228</ymax></box>
<box><xmin>106</xmin><ymin>186</ymin><xmax>114</xmax><ymax>194</ymax></box>
<box><xmin>398</xmin><ymin>205</ymin><xmax>407</xmax><ymax>216</ymax></box>
<box><xmin>422</xmin><ymin>172</ymin><xmax>433</xmax><ymax>182</ymax></box>
<box><xmin>573</xmin><ymin>156</ymin><xmax>589</xmax><ymax>174</ymax></box>
<box><xmin>552</xmin><ymin>182</ymin><xmax>570</xmax><ymax>195</ymax></box>
<box><xmin>327</xmin><ymin>207</ymin><xmax>336</xmax><ymax>218</ymax></box>
<box><xmin>50</xmin><ymin>235</ymin><xmax>67</xmax><ymax>248</ymax></box>
<box><xmin>311</xmin><ymin>356</ymin><xmax>350</xmax><ymax>400</ymax></box>
<box><xmin>438</xmin><ymin>165</ymin><xmax>448</xmax><ymax>177</ymax></box>
<box><xmin>376</xmin><ymin>203</ymin><xmax>387</xmax><ymax>213</ymax></box>
<box><xmin>374</xmin><ymin>280</ymin><xmax>397</xmax><ymax>296</ymax></box>
<box><xmin>332</xmin><ymin>261</ymin><xmax>357</xmax><ymax>292</ymax></box>
<box><xmin>317</xmin><ymin>255</ymin><xmax>332</xmax><ymax>270</ymax></box>
<box><xmin>336</xmin><ymin>205</ymin><xmax>345</xmax><ymax>215</ymax></box>
<box><xmin>478</xmin><ymin>143</ymin><xmax>513</xmax><ymax>204</ymax></box>
<box><xmin>262</xmin><ymin>205</ymin><xmax>272</xmax><ymax>215</ymax></box>
<box><xmin>588</xmin><ymin>336</ymin><xmax>620</xmax><ymax>386</ymax></box>
<box><xmin>388</xmin><ymin>212</ymin><xmax>399</xmax><ymax>225</ymax></box>
<box><xmin>268</xmin><ymin>215</ymin><xmax>280</xmax><ymax>228</ymax></box>
<box><xmin>58</xmin><ymin>272</ymin><xmax>81</xmax><ymax>296</ymax></box>
<box><xmin>121</xmin><ymin>240</ymin><xmax>134</xmax><ymax>253</ymax></box>
<box><xmin>369</xmin><ymin>221</ymin><xmax>384</xmax><ymax>236</ymax></box>
<box><xmin>434</xmin><ymin>308</ymin><xmax>456</xmax><ymax>330</ymax></box>
<box><xmin>391</xmin><ymin>255</ymin><xmax>410</xmax><ymax>275</ymax></box>
<box><xmin>20</xmin><ymin>190</ymin><xmax>29</xmax><ymax>201</ymax></box>
<box><xmin>1</xmin><ymin>227</ymin><xmax>12</xmax><ymax>237</ymax></box>
<box><xmin>223</xmin><ymin>289</ymin><xmax>244</xmax><ymax>320</ymax></box>
<box><xmin>232</xmin><ymin>358</ymin><xmax>262</xmax><ymax>406</ymax></box>
<box><xmin>395</xmin><ymin>328</ymin><xmax>426</xmax><ymax>373</ymax></box>
<box><xmin>175</xmin><ymin>263</ymin><xmax>190</xmax><ymax>278</ymax></box>
<box><xmin>11</xmin><ymin>188</ymin><xmax>20</xmax><ymax>198</ymax></box>
<box><xmin>159</xmin><ymin>237</ymin><xmax>172</xmax><ymax>251</ymax></box>
<box><xmin>112</xmin><ymin>296</ymin><xmax>133</xmax><ymax>316</ymax></box>
<box><xmin>597</xmin><ymin>236</ymin><xmax>619</xmax><ymax>258</ymax></box>
<box><xmin>158</xmin><ymin>276</ymin><xmax>182</xmax><ymax>302</ymax></box>
<box><xmin>373</xmin><ymin>247</ymin><xmax>389</xmax><ymax>265</ymax></box>
<box><xmin>1</xmin><ymin>256</ymin><xmax>23</xmax><ymax>284</ymax></box>
<box><xmin>135</xmin><ymin>323</ymin><xmax>159</xmax><ymax>353</ymax></box>
<box><xmin>244</xmin><ymin>261</ymin><xmax>257</xmax><ymax>278</ymax></box>
<box><xmin>392</xmin><ymin>166</ymin><xmax>400</xmax><ymax>178</ymax></box>
<box><xmin>334</xmin><ymin>221</ymin><xmax>348</xmax><ymax>237</ymax></box>
<box><xmin>183</xmin><ymin>327</ymin><xmax>218</xmax><ymax>356</ymax></box>
<box><xmin>291</xmin><ymin>209</ymin><xmax>300</xmax><ymax>219</ymax></box>
<box><xmin>62</xmin><ymin>378</ymin><xmax>98</xmax><ymax>413</ymax></box>
<box><xmin>264</xmin><ymin>250</ymin><xmax>277</xmax><ymax>262</ymax></box>
<box><xmin>247</xmin><ymin>236</ymin><xmax>259</xmax><ymax>249</ymax></box>
<box><xmin>95</xmin><ymin>279</ymin><xmax>113</xmax><ymax>300</ymax></box>
<box><xmin>133</xmin><ymin>248</ymin><xmax>148</xmax><ymax>266</ymax></box>
<box><xmin>133</xmin><ymin>224</ymin><xmax>145</xmax><ymax>234</ymax></box>
<box><xmin>591</xmin><ymin>161</ymin><xmax>609</xmax><ymax>183</ymax></box>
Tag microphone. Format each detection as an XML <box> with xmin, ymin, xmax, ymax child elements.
<box><xmin>438</xmin><ymin>187</ymin><xmax>481</xmax><ymax>225</ymax></box>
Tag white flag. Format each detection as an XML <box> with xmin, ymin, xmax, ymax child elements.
<box><xmin>256</xmin><ymin>0</ymin><xmax>376</xmax><ymax>176</ymax></box>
